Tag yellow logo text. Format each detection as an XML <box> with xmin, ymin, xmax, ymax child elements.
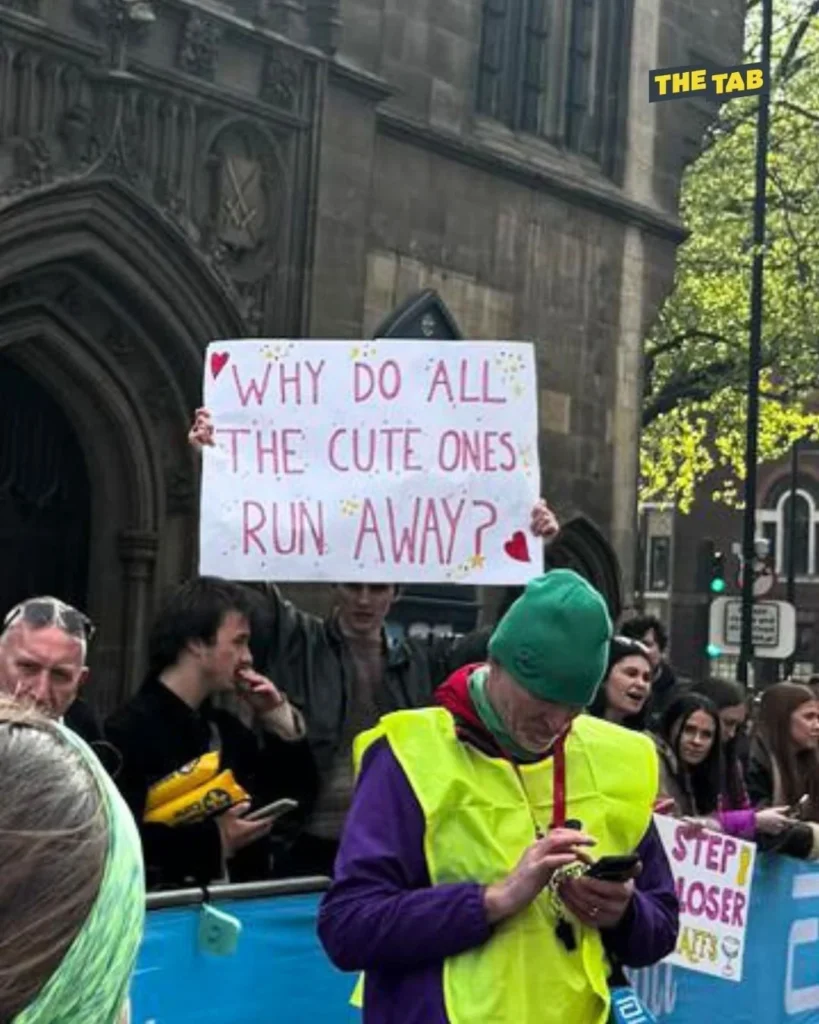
<box><xmin>649</xmin><ymin>63</ymin><xmax>768</xmax><ymax>103</ymax></box>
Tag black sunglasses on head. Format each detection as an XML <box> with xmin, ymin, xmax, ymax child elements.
<box><xmin>3</xmin><ymin>598</ymin><xmax>96</xmax><ymax>643</ymax></box>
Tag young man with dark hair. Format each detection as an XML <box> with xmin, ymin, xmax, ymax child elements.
<box><xmin>105</xmin><ymin>576</ymin><xmax>316</xmax><ymax>889</ymax></box>
<box><xmin>620</xmin><ymin>614</ymin><xmax>677</xmax><ymax>717</ymax></box>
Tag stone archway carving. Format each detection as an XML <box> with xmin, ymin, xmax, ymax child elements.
<box><xmin>543</xmin><ymin>515</ymin><xmax>625</xmax><ymax>621</ymax></box>
<box><xmin>0</xmin><ymin>178</ymin><xmax>244</xmax><ymax>710</ymax></box>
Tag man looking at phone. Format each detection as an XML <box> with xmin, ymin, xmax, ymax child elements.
<box><xmin>106</xmin><ymin>576</ymin><xmax>317</xmax><ymax>889</ymax></box>
<box><xmin>318</xmin><ymin>571</ymin><xmax>679</xmax><ymax>1024</ymax></box>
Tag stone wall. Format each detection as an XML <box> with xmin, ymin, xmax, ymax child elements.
<box><xmin>307</xmin><ymin>0</ymin><xmax>746</xmax><ymax>606</ymax></box>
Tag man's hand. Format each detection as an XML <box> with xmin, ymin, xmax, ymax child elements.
<box><xmin>188</xmin><ymin>407</ymin><xmax>214</xmax><ymax>450</ymax></box>
<box><xmin>530</xmin><ymin>499</ymin><xmax>560</xmax><ymax>541</ymax></box>
<box><xmin>216</xmin><ymin>802</ymin><xmax>273</xmax><ymax>859</ymax></box>
<box><xmin>560</xmin><ymin>865</ymin><xmax>640</xmax><ymax>930</ymax></box>
<box><xmin>483</xmin><ymin>828</ymin><xmax>595</xmax><ymax>925</ymax></box>
<box><xmin>235</xmin><ymin>667</ymin><xmax>286</xmax><ymax>716</ymax></box>
<box><xmin>236</xmin><ymin>668</ymin><xmax>306</xmax><ymax>741</ymax></box>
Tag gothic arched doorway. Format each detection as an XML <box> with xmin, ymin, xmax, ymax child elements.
<box><xmin>0</xmin><ymin>354</ymin><xmax>91</xmax><ymax>617</ymax></box>
<box><xmin>0</xmin><ymin>178</ymin><xmax>246</xmax><ymax>713</ymax></box>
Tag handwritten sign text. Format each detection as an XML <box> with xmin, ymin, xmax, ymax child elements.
<box><xmin>198</xmin><ymin>340</ymin><xmax>541</xmax><ymax>584</ymax></box>
<box><xmin>654</xmin><ymin>815</ymin><xmax>756</xmax><ymax>983</ymax></box>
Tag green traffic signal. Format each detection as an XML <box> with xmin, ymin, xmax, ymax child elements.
<box><xmin>706</xmin><ymin>643</ymin><xmax>722</xmax><ymax>658</ymax></box>
<box><xmin>710</xmin><ymin>548</ymin><xmax>726</xmax><ymax>595</ymax></box>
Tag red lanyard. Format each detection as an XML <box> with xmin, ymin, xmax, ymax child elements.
<box><xmin>551</xmin><ymin>734</ymin><xmax>567</xmax><ymax>829</ymax></box>
<box><xmin>513</xmin><ymin>732</ymin><xmax>567</xmax><ymax>838</ymax></box>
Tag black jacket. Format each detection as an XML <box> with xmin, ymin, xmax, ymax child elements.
<box><xmin>246</xmin><ymin>584</ymin><xmax>490</xmax><ymax>776</ymax></box>
<box><xmin>746</xmin><ymin>736</ymin><xmax>817</xmax><ymax>859</ymax></box>
<box><xmin>105</xmin><ymin>675</ymin><xmax>318</xmax><ymax>890</ymax></box>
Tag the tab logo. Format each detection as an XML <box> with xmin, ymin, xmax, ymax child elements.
<box><xmin>648</xmin><ymin>63</ymin><xmax>768</xmax><ymax>103</ymax></box>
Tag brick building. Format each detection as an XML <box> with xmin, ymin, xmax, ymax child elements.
<box><xmin>639</xmin><ymin>441</ymin><xmax>819</xmax><ymax>685</ymax></box>
<box><xmin>0</xmin><ymin>0</ymin><xmax>743</xmax><ymax>712</ymax></box>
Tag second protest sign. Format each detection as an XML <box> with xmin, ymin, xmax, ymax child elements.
<box><xmin>198</xmin><ymin>339</ymin><xmax>541</xmax><ymax>584</ymax></box>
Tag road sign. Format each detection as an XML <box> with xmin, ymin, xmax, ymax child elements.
<box><xmin>708</xmin><ymin>597</ymin><xmax>796</xmax><ymax>659</ymax></box>
<box><xmin>737</xmin><ymin>557</ymin><xmax>776</xmax><ymax>597</ymax></box>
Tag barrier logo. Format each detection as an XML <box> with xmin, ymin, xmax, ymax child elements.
<box><xmin>648</xmin><ymin>63</ymin><xmax>768</xmax><ymax>103</ymax></box>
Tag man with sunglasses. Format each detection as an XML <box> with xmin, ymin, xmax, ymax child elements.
<box><xmin>0</xmin><ymin>597</ymin><xmax>101</xmax><ymax>744</ymax></box>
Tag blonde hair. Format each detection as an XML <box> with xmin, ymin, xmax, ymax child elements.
<box><xmin>0</xmin><ymin>697</ymin><xmax>107</xmax><ymax>1020</ymax></box>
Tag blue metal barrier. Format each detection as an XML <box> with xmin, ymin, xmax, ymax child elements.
<box><xmin>132</xmin><ymin>878</ymin><xmax>357</xmax><ymax>1024</ymax></box>
<box><xmin>631</xmin><ymin>853</ymin><xmax>819</xmax><ymax>1022</ymax></box>
<box><xmin>131</xmin><ymin>856</ymin><xmax>819</xmax><ymax>1023</ymax></box>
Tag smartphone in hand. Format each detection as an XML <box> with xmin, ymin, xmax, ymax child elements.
<box><xmin>586</xmin><ymin>854</ymin><xmax>640</xmax><ymax>883</ymax></box>
<box><xmin>244</xmin><ymin>798</ymin><xmax>299</xmax><ymax>823</ymax></box>
<box><xmin>787</xmin><ymin>794</ymin><xmax>810</xmax><ymax>820</ymax></box>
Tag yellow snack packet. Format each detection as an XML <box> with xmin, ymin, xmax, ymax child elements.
<box><xmin>144</xmin><ymin>750</ymin><xmax>221</xmax><ymax>813</ymax></box>
<box><xmin>144</xmin><ymin>769</ymin><xmax>249</xmax><ymax>826</ymax></box>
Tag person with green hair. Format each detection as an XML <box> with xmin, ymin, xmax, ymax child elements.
<box><xmin>0</xmin><ymin>695</ymin><xmax>145</xmax><ymax>1023</ymax></box>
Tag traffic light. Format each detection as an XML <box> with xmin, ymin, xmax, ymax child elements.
<box><xmin>710</xmin><ymin>549</ymin><xmax>727</xmax><ymax>594</ymax></box>
<box><xmin>706</xmin><ymin>642</ymin><xmax>722</xmax><ymax>659</ymax></box>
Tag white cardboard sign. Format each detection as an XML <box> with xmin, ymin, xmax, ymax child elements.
<box><xmin>198</xmin><ymin>339</ymin><xmax>541</xmax><ymax>584</ymax></box>
<box><xmin>654</xmin><ymin>814</ymin><xmax>757</xmax><ymax>983</ymax></box>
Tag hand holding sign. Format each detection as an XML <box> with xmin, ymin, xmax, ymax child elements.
<box><xmin>530</xmin><ymin>499</ymin><xmax>559</xmax><ymax>542</ymax></box>
<box><xmin>189</xmin><ymin>407</ymin><xmax>215</xmax><ymax>450</ymax></box>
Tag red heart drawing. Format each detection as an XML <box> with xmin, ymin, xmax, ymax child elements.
<box><xmin>504</xmin><ymin>531</ymin><xmax>530</xmax><ymax>563</ymax></box>
<box><xmin>210</xmin><ymin>351</ymin><xmax>230</xmax><ymax>379</ymax></box>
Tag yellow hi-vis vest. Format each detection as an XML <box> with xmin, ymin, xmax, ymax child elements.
<box><xmin>350</xmin><ymin>707</ymin><xmax>658</xmax><ymax>1024</ymax></box>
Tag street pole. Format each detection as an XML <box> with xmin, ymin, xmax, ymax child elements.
<box><xmin>738</xmin><ymin>0</ymin><xmax>773</xmax><ymax>690</ymax></box>
<box><xmin>784</xmin><ymin>439</ymin><xmax>800</xmax><ymax>677</ymax></box>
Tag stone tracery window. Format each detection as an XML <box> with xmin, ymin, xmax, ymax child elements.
<box><xmin>476</xmin><ymin>0</ymin><xmax>629</xmax><ymax>174</ymax></box>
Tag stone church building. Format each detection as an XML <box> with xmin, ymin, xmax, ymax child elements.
<box><xmin>0</xmin><ymin>0</ymin><xmax>743</xmax><ymax>711</ymax></box>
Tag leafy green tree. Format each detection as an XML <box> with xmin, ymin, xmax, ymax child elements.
<box><xmin>641</xmin><ymin>0</ymin><xmax>819</xmax><ymax>512</ymax></box>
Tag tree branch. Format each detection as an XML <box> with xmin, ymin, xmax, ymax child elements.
<box><xmin>642</xmin><ymin>360</ymin><xmax>745</xmax><ymax>427</ymax></box>
<box><xmin>779</xmin><ymin>98</ymin><xmax>819</xmax><ymax>124</ymax></box>
<box><xmin>775</xmin><ymin>0</ymin><xmax>819</xmax><ymax>86</ymax></box>
<box><xmin>645</xmin><ymin>330</ymin><xmax>732</xmax><ymax>360</ymax></box>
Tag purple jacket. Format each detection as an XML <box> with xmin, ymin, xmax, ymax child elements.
<box><xmin>318</xmin><ymin>739</ymin><xmax>680</xmax><ymax>1024</ymax></box>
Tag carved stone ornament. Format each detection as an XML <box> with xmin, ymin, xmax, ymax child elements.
<box><xmin>254</xmin><ymin>0</ymin><xmax>305</xmax><ymax>36</ymax></box>
<box><xmin>260</xmin><ymin>48</ymin><xmax>301</xmax><ymax>111</ymax></box>
<box><xmin>306</xmin><ymin>0</ymin><xmax>341</xmax><ymax>55</ymax></box>
<box><xmin>192</xmin><ymin>121</ymin><xmax>287</xmax><ymax>333</ymax></box>
<box><xmin>72</xmin><ymin>0</ymin><xmax>156</xmax><ymax>48</ymax></box>
<box><xmin>165</xmin><ymin>465</ymin><xmax>196</xmax><ymax>515</ymax></box>
<box><xmin>178</xmin><ymin>13</ymin><xmax>223</xmax><ymax>80</ymax></box>
<box><xmin>205</xmin><ymin>124</ymin><xmax>284</xmax><ymax>257</ymax></box>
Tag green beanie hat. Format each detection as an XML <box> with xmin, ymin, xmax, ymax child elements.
<box><xmin>488</xmin><ymin>570</ymin><xmax>613</xmax><ymax>707</ymax></box>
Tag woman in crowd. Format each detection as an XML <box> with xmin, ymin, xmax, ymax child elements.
<box><xmin>0</xmin><ymin>696</ymin><xmax>145</xmax><ymax>1023</ymax></box>
<box><xmin>691</xmin><ymin>678</ymin><xmax>792</xmax><ymax>840</ymax></box>
<box><xmin>588</xmin><ymin>636</ymin><xmax>653</xmax><ymax>730</ymax></box>
<box><xmin>653</xmin><ymin>691</ymin><xmax>723</xmax><ymax>821</ymax></box>
<box><xmin>746</xmin><ymin>682</ymin><xmax>819</xmax><ymax>859</ymax></box>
